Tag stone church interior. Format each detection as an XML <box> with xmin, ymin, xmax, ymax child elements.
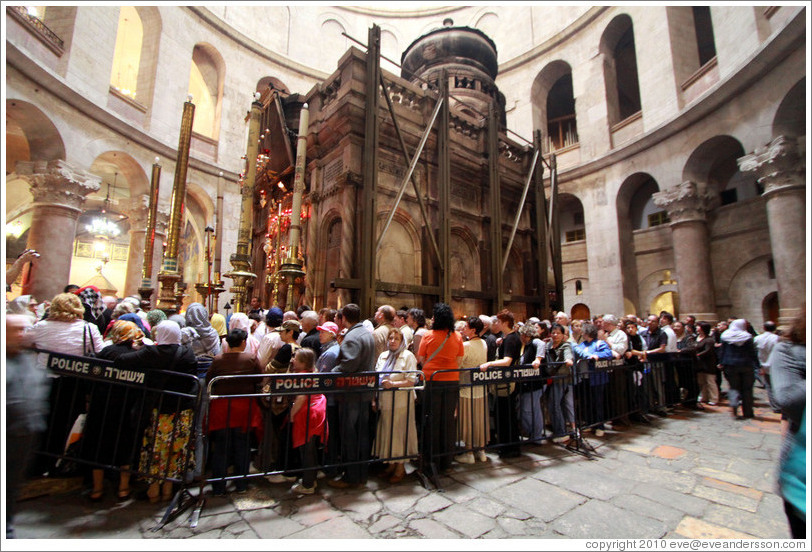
<box><xmin>5</xmin><ymin>5</ymin><xmax>807</xmax><ymax>326</ymax></box>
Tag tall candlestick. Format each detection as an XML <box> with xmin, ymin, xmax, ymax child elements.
<box><xmin>224</xmin><ymin>93</ymin><xmax>262</xmax><ymax>313</ymax></box>
<box><xmin>157</xmin><ymin>96</ymin><xmax>195</xmax><ymax>313</ymax></box>
<box><xmin>138</xmin><ymin>157</ymin><xmax>161</xmax><ymax>308</ymax></box>
<box><xmin>279</xmin><ymin>102</ymin><xmax>309</xmax><ymax>309</ymax></box>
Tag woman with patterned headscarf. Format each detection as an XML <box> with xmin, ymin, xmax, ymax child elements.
<box><xmin>75</xmin><ymin>285</ymin><xmax>110</xmax><ymax>336</ymax></box>
<box><xmin>182</xmin><ymin>302</ymin><xmax>221</xmax><ymax>357</ymax></box>
<box><xmin>146</xmin><ymin>309</ymin><xmax>168</xmax><ymax>340</ymax></box>
<box><xmin>115</xmin><ymin>320</ymin><xmax>198</xmax><ymax>502</ymax></box>
<box><xmin>83</xmin><ymin>320</ymin><xmax>145</xmax><ymax>501</ymax></box>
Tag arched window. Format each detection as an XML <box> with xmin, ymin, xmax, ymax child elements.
<box><xmin>546</xmin><ymin>73</ymin><xmax>578</xmax><ymax>151</ymax></box>
<box><xmin>109</xmin><ymin>6</ymin><xmax>142</xmax><ymax>100</ymax></box>
<box><xmin>693</xmin><ymin>6</ymin><xmax>716</xmax><ymax>67</ymax></box>
<box><xmin>188</xmin><ymin>44</ymin><xmax>225</xmax><ymax>140</ymax></box>
<box><xmin>601</xmin><ymin>15</ymin><xmax>642</xmax><ymax>126</ymax></box>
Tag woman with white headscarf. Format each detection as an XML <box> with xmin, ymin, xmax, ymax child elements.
<box><xmin>222</xmin><ymin>312</ymin><xmax>259</xmax><ymax>356</ymax></box>
<box><xmin>719</xmin><ymin>319</ymin><xmax>759</xmax><ymax>420</ymax></box>
<box><xmin>7</xmin><ymin>294</ymin><xmax>38</xmax><ymax>325</ymax></box>
<box><xmin>182</xmin><ymin>302</ymin><xmax>222</xmax><ymax>358</ymax></box>
<box><xmin>116</xmin><ymin>320</ymin><xmax>198</xmax><ymax>502</ymax></box>
<box><xmin>373</xmin><ymin>327</ymin><xmax>418</xmax><ymax>483</ymax></box>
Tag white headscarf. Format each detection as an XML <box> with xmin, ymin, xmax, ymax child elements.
<box><xmin>155</xmin><ymin>320</ymin><xmax>182</xmax><ymax>345</ymax></box>
<box><xmin>229</xmin><ymin>312</ymin><xmax>252</xmax><ymax>334</ymax></box>
<box><xmin>721</xmin><ymin>319</ymin><xmax>752</xmax><ymax>345</ymax></box>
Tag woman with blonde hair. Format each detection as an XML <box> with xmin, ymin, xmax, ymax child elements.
<box><xmin>28</xmin><ymin>292</ymin><xmax>104</xmax><ymax>475</ymax></box>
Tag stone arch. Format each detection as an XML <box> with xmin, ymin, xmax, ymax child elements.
<box><xmin>375</xmin><ymin>208</ymin><xmax>421</xmax><ymax>285</ymax></box>
<box><xmin>616</xmin><ymin>172</ymin><xmax>662</xmax><ymax>315</ymax></box>
<box><xmin>570</xmin><ymin>303</ymin><xmax>591</xmax><ymax>322</ymax></box>
<box><xmin>725</xmin><ymin>255</ymin><xmax>776</xmax><ymax>329</ymax></box>
<box><xmin>379</xmin><ymin>28</ymin><xmax>401</xmax><ymax>67</ymax></box>
<box><xmin>472</xmin><ymin>11</ymin><xmax>499</xmax><ymax>40</ymax></box>
<box><xmin>772</xmin><ymin>79</ymin><xmax>805</xmax><ymax>139</ymax></box>
<box><xmin>599</xmin><ymin>13</ymin><xmax>642</xmax><ymax>126</ymax></box>
<box><xmin>318</xmin><ymin>209</ymin><xmax>344</xmax><ymax>309</ymax></box>
<box><xmin>639</xmin><ymin>267</ymin><xmax>679</xmax><ymax>319</ymax></box>
<box><xmin>557</xmin><ymin>192</ymin><xmax>585</xmax><ymax>244</ymax></box>
<box><xmin>530</xmin><ymin>60</ymin><xmax>576</xmax><ymax>152</ymax></box>
<box><xmin>5</xmin><ymin>99</ymin><xmax>66</xmax><ymax>168</ymax></box>
<box><xmin>762</xmin><ymin>292</ymin><xmax>779</xmax><ymax>325</ymax></box>
<box><xmin>318</xmin><ymin>14</ymin><xmax>350</xmax><ymax>67</ymax></box>
<box><xmin>256</xmin><ymin>76</ymin><xmax>290</xmax><ymax>95</ymax></box>
<box><xmin>189</xmin><ymin>42</ymin><xmax>226</xmax><ymax>140</ymax></box>
<box><xmin>179</xmin><ymin>183</ymin><xmax>210</xmax><ymax>304</ymax></box>
<box><xmin>450</xmin><ymin>225</ymin><xmax>481</xmax><ymax>291</ymax></box>
<box><xmin>682</xmin><ymin>135</ymin><xmax>757</xmax><ymax>204</ymax></box>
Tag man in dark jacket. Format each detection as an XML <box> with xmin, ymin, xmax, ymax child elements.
<box><xmin>329</xmin><ymin>303</ymin><xmax>375</xmax><ymax>488</ymax></box>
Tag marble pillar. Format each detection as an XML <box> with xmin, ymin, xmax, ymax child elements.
<box><xmin>123</xmin><ymin>195</ymin><xmax>150</xmax><ymax>297</ymax></box>
<box><xmin>738</xmin><ymin>135</ymin><xmax>806</xmax><ymax>328</ymax></box>
<box><xmin>653</xmin><ymin>181</ymin><xmax>718</xmax><ymax>322</ymax></box>
<box><xmin>15</xmin><ymin>160</ymin><xmax>101</xmax><ymax>302</ymax></box>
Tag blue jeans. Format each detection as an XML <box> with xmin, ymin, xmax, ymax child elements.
<box><xmin>519</xmin><ymin>387</ymin><xmax>546</xmax><ymax>441</ymax></box>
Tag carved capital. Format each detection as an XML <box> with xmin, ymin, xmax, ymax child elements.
<box><xmin>127</xmin><ymin>195</ymin><xmax>151</xmax><ymax>231</ymax></box>
<box><xmin>153</xmin><ymin>207</ymin><xmax>171</xmax><ymax>236</ymax></box>
<box><xmin>652</xmin><ymin>180</ymin><xmax>714</xmax><ymax>224</ymax></box>
<box><xmin>14</xmin><ymin>160</ymin><xmax>101</xmax><ymax>212</ymax></box>
<box><xmin>737</xmin><ymin>135</ymin><xmax>805</xmax><ymax>196</ymax></box>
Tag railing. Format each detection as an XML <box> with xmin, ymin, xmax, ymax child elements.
<box><xmin>8</xmin><ymin>6</ymin><xmax>65</xmax><ymax>54</ymax></box>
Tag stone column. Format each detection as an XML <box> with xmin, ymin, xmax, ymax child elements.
<box><xmin>738</xmin><ymin>135</ymin><xmax>806</xmax><ymax>328</ymax></box>
<box><xmin>653</xmin><ymin>181</ymin><xmax>718</xmax><ymax>322</ymax></box>
<box><xmin>123</xmin><ymin>195</ymin><xmax>150</xmax><ymax>297</ymax></box>
<box><xmin>15</xmin><ymin>160</ymin><xmax>101</xmax><ymax>302</ymax></box>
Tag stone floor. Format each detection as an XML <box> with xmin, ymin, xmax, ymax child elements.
<box><xmin>11</xmin><ymin>386</ymin><xmax>793</xmax><ymax>541</ymax></box>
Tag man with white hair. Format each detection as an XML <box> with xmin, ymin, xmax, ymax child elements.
<box><xmin>372</xmin><ymin>304</ymin><xmax>396</xmax><ymax>358</ymax></box>
<box><xmin>479</xmin><ymin>314</ymin><xmax>498</xmax><ymax>362</ymax></box>
<box><xmin>603</xmin><ymin>314</ymin><xmax>628</xmax><ymax>359</ymax></box>
<box><xmin>299</xmin><ymin>310</ymin><xmax>322</xmax><ymax>358</ymax></box>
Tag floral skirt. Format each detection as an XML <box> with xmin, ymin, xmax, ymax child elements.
<box><xmin>139</xmin><ymin>408</ymin><xmax>194</xmax><ymax>482</ymax></box>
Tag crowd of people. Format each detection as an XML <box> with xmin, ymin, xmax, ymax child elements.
<box><xmin>4</xmin><ymin>275</ymin><xmax>806</xmax><ymax>538</ymax></box>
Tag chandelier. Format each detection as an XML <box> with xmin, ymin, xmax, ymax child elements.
<box><xmin>83</xmin><ymin>172</ymin><xmax>128</xmax><ymax>240</ymax></box>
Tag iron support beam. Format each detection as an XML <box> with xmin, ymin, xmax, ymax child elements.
<box><xmin>376</xmin><ymin>88</ymin><xmax>444</xmax><ymax>262</ymax></box>
<box><xmin>488</xmin><ymin>103</ymin><xmax>503</xmax><ymax>312</ymax></box>
<box><xmin>501</xmin><ymin>147</ymin><xmax>540</xmax><ymax>274</ymax></box>
<box><xmin>438</xmin><ymin>71</ymin><xmax>451</xmax><ymax>305</ymax></box>
<box><xmin>549</xmin><ymin>153</ymin><xmax>563</xmax><ymax>311</ymax></box>
<box><xmin>533</xmin><ymin>130</ymin><xmax>550</xmax><ymax>318</ymax></box>
<box><xmin>359</xmin><ymin>24</ymin><xmax>381</xmax><ymax>317</ymax></box>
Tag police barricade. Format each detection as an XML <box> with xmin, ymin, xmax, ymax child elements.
<box><xmin>574</xmin><ymin>354</ymin><xmax>701</xmax><ymax>439</ymax></box>
<box><xmin>193</xmin><ymin>370</ymin><xmax>425</xmax><ymax>522</ymax></box>
<box><xmin>421</xmin><ymin>363</ymin><xmax>578</xmax><ymax>488</ymax></box>
<box><xmin>32</xmin><ymin>350</ymin><xmax>203</xmax><ymax>527</ymax></box>
<box><xmin>643</xmin><ymin>352</ymin><xmax>701</xmax><ymax>410</ymax></box>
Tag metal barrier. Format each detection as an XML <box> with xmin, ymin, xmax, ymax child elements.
<box><xmin>573</xmin><ymin>354</ymin><xmax>701</xmax><ymax>439</ymax></box>
<box><xmin>27</xmin><ymin>350</ymin><xmax>702</xmax><ymax>526</ymax></box>
<box><xmin>31</xmin><ymin>350</ymin><xmax>203</xmax><ymax>529</ymax></box>
<box><xmin>421</xmin><ymin>362</ymin><xmax>579</xmax><ymax>488</ymax></box>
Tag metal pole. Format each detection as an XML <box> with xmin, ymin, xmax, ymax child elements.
<box><xmin>549</xmin><ymin>153</ymin><xmax>563</xmax><ymax>312</ymax></box>
<box><xmin>501</xmin><ymin>148</ymin><xmax>540</xmax><ymax>274</ymax></box>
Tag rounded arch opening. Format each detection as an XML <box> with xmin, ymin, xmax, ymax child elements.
<box><xmin>6</xmin><ymin>99</ymin><xmax>66</xmax><ymax>169</ymax></box>
<box><xmin>772</xmin><ymin>79</ymin><xmax>805</xmax><ymax>138</ymax></box>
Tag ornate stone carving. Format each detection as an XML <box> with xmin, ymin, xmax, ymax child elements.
<box><xmin>127</xmin><ymin>195</ymin><xmax>151</xmax><ymax>232</ymax></box>
<box><xmin>15</xmin><ymin>159</ymin><xmax>101</xmax><ymax>212</ymax></box>
<box><xmin>737</xmin><ymin>135</ymin><xmax>805</xmax><ymax>196</ymax></box>
<box><xmin>153</xmin><ymin>207</ymin><xmax>171</xmax><ymax>236</ymax></box>
<box><xmin>652</xmin><ymin>180</ymin><xmax>714</xmax><ymax>224</ymax></box>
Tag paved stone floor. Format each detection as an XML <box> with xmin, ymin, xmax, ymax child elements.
<box><xmin>12</xmin><ymin>386</ymin><xmax>794</xmax><ymax>541</ymax></box>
